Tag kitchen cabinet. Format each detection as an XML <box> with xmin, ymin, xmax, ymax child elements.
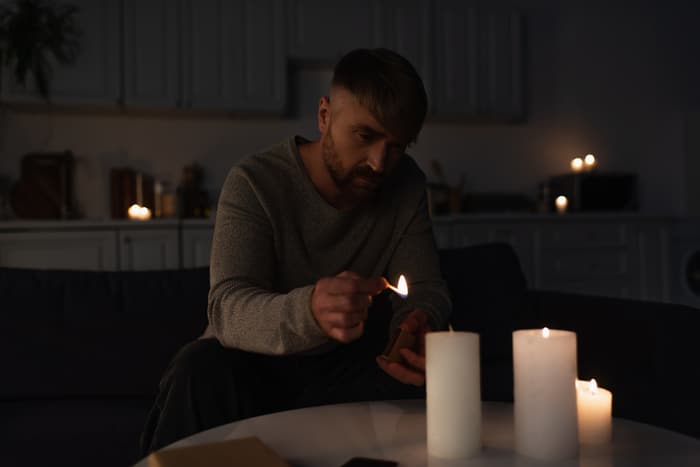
<box><xmin>182</xmin><ymin>225</ymin><xmax>214</xmax><ymax>269</ymax></box>
<box><xmin>123</xmin><ymin>0</ymin><xmax>180</xmax><ymax>107</ymax></box>
<box><xmin>0</xmin><ymin>230</ymin><xmax>117</xmax><ymax>271</ymax></box>
<box><xmin>183</xmin><ymin>0</ymin><xmax>286</xmax><ymax>113</ymax></box>
<box><xmin>432</xmin><ymin>1</ymin><xmax>524</xmax><ymax>119</ymax></box>
<box><xmin>372</xmin><ymin>0</ymin><xmax>433</xmax><ymax>103</ymax></box>
<box><xmin>433</xmin><ymin>215</ymin><xmax>669</xmax><ymax>302</ymax></box>
<box><xmin>1</xmin><ymin>0</ymin><xmax>121</xmax><ymax>105</ymax></box>
<box><xmin>286</xmin><ymin>0</ymin><xmax>374</xmax><ymax>61</ymax></box>
<box><xmin>118</xmin><ymin>227</ymin><xmax>179</xmax><ymax>271</ymax></box>
<box><xmin>432</xmin><ymin>0</ymin><xmax>478</xmax><ymax>117</ymax></box>
<box><xmin>0</xmin><ymin>216</ymin><xmax>679</xmax><ymax>304</ymax></box>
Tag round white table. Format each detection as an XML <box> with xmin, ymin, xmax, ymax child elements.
<box><xmin>135</xmin><ymin>400</ymin><xmax>700</xmax><ymax>466</ymax></box>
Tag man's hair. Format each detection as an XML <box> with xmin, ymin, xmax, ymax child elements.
<box><xmin>331</xmin><ymin>48</ymin><xmax>428</xmax><ymax>144</ymax></box>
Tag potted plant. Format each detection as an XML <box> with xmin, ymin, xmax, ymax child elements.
<box><xmin>0</xmin><ymin>0</ymin><xmax>81</xmax><ymax>101</ymax></box>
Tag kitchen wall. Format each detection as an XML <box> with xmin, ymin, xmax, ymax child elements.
<box><xmin>0</xmin><ymin>0</ymin><xmax>697</xmax><ymax>219</ymax></box>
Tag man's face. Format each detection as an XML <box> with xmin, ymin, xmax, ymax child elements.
<box><xmin>318</xmin><ymin>87</ymin><xmax>410</xmax><ymax>204</ymax></box>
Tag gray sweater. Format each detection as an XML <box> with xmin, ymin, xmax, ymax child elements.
<box><xmin>206</xmin><ymin>136</ymin><xmax>451</xmax><ymax>355</ymax></box>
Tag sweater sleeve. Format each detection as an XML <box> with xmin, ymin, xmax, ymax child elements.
<box><xmin>386</xmin><ymin>189</ymin><xmax>452</xmax><ymax>333</ymax></box>
<box><xmin>207</xmin><ymin>167</ymin><xmax>330</xmax><ymax>355</ymax></box>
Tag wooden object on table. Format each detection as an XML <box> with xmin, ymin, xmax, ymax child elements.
<box><xmin>147</xmin><ymin>436</ymin><xmax>290</xmax><ymax>467</ymax></box>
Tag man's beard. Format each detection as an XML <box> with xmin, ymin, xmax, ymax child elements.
<box><xmin>322</xmin><ymin>131</ymin><xmax>383</xmax><ymax>203</ymax></box>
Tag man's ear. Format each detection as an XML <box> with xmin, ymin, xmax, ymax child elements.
<box><xmin>318</xmin><ymin>95</ymin><xmax>330</xmax><ymax>133</ymax></box>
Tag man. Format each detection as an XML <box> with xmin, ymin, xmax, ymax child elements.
<box><xmin>141</xmin><ymin>48</ymin><xmax>451</xmax><ymax>454</ymax></box>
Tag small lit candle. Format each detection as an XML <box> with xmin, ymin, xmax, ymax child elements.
<box><xmin>513</xmin><ymin>327</ymin><xmax>578</xmax><ymax>461</ymax></box>
<box><xmin>584</xmin><ymin>154</ymin><xmax>597</xmax><ymax>171</ymax></box>
<box><xmin>555</xmin><ymin>195</ymin><xmax>568</xmax><ymax>214</ymax></box>
<box><xmin>128</xmin><ymin>203</ymin><xmax>152</xmax><ymax>221</ymax></box>
<box><xmin>576</xmin><ymin>378</ymin><xmax>612</xmax><ymax>445</ymax></box>
<box><xmin>570</xmin><ymin>157</ymin><xmax>584</xmax><ymax>172</ymax></box>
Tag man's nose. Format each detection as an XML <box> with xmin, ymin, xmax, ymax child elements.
<box><xmin>367</xmin><ymin>143</ymin><xmax>388</xmax><ymax>173</ymax></box>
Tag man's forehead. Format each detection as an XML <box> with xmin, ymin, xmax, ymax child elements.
<box><xmin>330</xmin><ymin>88</ymin><xmax>408</xmax><ymax>145</ymax></box>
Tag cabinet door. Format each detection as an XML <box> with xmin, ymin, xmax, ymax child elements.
<box><xmin>1</xmin><ymin>0</ymin><xmax>120</xmax><ymax>105</ymax></box>
<box><xmin>182</xmin><ymin>227</ymin><xmax>213</xmax><ymax>268</ymax></box>
<box><xmin>372</xmin><ymin>0</ymin><xmax>432</xmax><ymax>103</ymax></box>
<box><xmin>119</xmin><ymin>228</ymin><xmax>179</xmax><ymax>271</ymax></box>
<box><xmin>123</xmin><ymin>0</ymin><xmax>180</xmax><ymax>107</ymax></box>
<box><xmin>432</xmin><ymin>0</ymin><xmax>478</xmax><ymax>117</ymax></box>
<box><xmin>0</xmin><ymin>231</ymin><xmax>117</xmax><ymax>270</ymax></box>
<box><xmin>286</xmin><ymin>0</ymin><xmax>374</xmax><ymax>61</ymax></box>
<box><xmin>184</xmin><ymin>0</ymin><xmax>286</xmax><ymax>113</ymax></box>
<box><xmin>432</xmin><ymin>1</ymin><xmax>524</xmax><ymax>119</ymax></box>
<box><xmin>477</xmin><ymin>9</ymin><xmax>524</xmax><ymax>119</ymax></box>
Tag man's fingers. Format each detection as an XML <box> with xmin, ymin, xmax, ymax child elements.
<box><xmin>399</xmin><ymin>309</ymin><xmax>429</xmax><ymax>333</ymax></box>
<box><xmin>376</xmin><ymin>356</ymin><xmax>425</xmax><ymax>386</ymax></box>
<box><xmin>319</xmin><ymin>294</ymin><xmax>371</xmax><ymax>315</ymax></box>
<box><xmin>399</xmin><ymin>348</ymin><xmax>426</xmax><ymax>371</ymax></box>
<box><xmin>325</xmin><ymin>310</ymin><xmax>366</xmax><ymax>328</ymax></box>
<box><xmin>328</xmin><ymin>274</ymin><xmax>386</xmax><ymax>296</ymax></box>
<box><xmin>329</xmin><ymin>321</ymin><xmax>364</xmax><ymax>343</ymax></box>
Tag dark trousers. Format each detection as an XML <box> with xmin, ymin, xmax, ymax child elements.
<box><xmin>140</xmin><ymin>296</ymin><xmax>424</xmax><ymax>455</ymax></box>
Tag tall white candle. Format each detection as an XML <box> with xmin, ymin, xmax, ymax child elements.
<box><xmin>426</xmin><ymin>331</ymin><xmax>481</xmax><ymax>459</ymax></box>
<box><xmin>576</xmin><ymin>379</ymin><xmax>612</xmax><ymax>445</ymax></box>
<box><xmin>513</xmin><ymin>328</ymin><xmax>578</xmax><ymax>461</ymax></box>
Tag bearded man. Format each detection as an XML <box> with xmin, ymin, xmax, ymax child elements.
<box><xmin>141</xmin><ymin>48</ymin><xmax>452</xmax><ymax>454</ymax></box>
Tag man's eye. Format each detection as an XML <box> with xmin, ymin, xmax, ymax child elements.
<box><xmin>358</xmin><ymin>132</ymin><xmax>373</xmax><ymax>142</ymax></box>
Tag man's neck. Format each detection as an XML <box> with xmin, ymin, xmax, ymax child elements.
<box><xmin>298</xmin><ymin>140</ymin><xmax>348</xmax><ymax>209</ymax></box>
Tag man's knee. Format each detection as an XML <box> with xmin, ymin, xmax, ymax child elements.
<box><xmin>161</xmin><ymin>338</ymin><xmax>232</xmax><ymax>388</ymax></box>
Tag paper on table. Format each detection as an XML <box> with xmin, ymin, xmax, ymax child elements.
<box><xmin>147</xmin><ymin>437</ymin><xmax>290</xmax><ymax>467</ymax></box>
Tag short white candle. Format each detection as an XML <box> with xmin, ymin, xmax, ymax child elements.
<box><xmin>426</xmin><ymin>331</ymin><xmax>481</xmax><ymax>459</ymax></box>
<box><xmin>513</xmin><ymin>328</ymin><xmax>578</xmax><ymax>462</ymax></box>
<box><xmin>555</xmin><ymin>195</ymin><xmax>569</xmax><ymax>214</ymax></box>
<box><xmin>570</xmin><ymin>157</ymin><xmax>584</xmax><ymax>172</ymax></box>
<box><xmin>576</xmin><ymin>379</ymin><xmax>612</xmax><ymax>445</ymax></box>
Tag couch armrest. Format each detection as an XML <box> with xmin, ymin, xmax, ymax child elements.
<box><xmin>525</xmin><ymin>289</ymin><xmax>700</xmax><ymax>439</ymax></box>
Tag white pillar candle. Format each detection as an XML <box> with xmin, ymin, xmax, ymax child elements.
<box><xmin>513</xmin><ymin>328</ymin><xmax>578</xmax><ymax>462</ymax></box>
<box><xmin>576</xmin><ymin>379</ymin><xmax>612</xmax><ymax>445</ymax></box>
<box><xmin>426</xmin><ymin>331</ymin><xmax>481</xmax><ymax>459</ymax></box>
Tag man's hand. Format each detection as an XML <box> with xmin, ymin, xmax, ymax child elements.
<box><xmin>376</xmin><ymin>308</ymin><xmax>431</xmax><ymax>386</ymax></box>
<box><xmin>311</xmin><ymin>271</ymin><xmax>387</xmax><ymax>343</ymax></box>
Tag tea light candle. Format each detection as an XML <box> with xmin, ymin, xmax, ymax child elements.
<box><xmin>584</xmin><ymin>154</ymin><xmax>597</xmax><ymax>171</ymax></box>
<box><xmin>426</xmin><ymin>331</ymin><xmax>481</xmax><ymax>459</ymax></box>
<box><xmin>555</xmin><ymin>195</ymin><xmax>569</xmax><ymax>214</ymax></box>
<box><xmin>576</xmin><ymin>379</ymin><xmax>612</xmax><ymax>445</ymax></box>
<box><xmin>513</xmin><ymin>328</ymin><xmax>578</xmax><ymax>462</ymax></box>
<box><xmin>570</xmin><ymin>157</ymin><xmax>584</xmax><ymax>172</ymax></box>
<box><xmin>128</xmin><ymin>203</ymin><xmax>152</xmax><ymax>221</ymax></box>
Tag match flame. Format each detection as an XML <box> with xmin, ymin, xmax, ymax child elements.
<box><xmin>397</xmin><ymin>275</ymin><xmax>408</xmax><ymax>296</ymax></box>
<box><xmin>542</xmin><ymin>327</ymin><xmax>550</xmax><ymax>338</ymax></box>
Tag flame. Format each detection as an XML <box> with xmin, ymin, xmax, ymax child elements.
<box><xmin>589</xmin><ymin>378</ymin><xmax>598</xmax><ymax>395</ymax></box>
<box><xmin>570</xmin><ymin>157</ymin><xmax>583</xmax><ymax>171</ymax></box>
<box><xmin>397</xmin><ymin>275</ymin><xmax>408</xmax><ymax>296</ymax></box>
<box><xmin>542</xmin><ymin>327</ymin><xmax>550</xmax><ymax>338</ymax></box>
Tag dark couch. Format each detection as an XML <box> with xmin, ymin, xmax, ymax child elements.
<box><xmin>2</xmin><ymin>243</ymin><xmax>698</xmax><ymax>467</ymax></box>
